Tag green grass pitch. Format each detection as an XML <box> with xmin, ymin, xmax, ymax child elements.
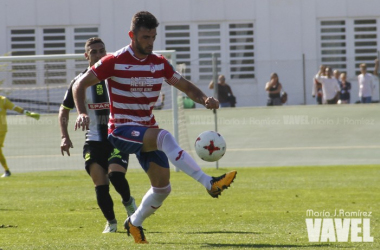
<box><xmin>1</xmin><ymin>165</ymin><xmax>379</xmax><ymax>249</ymax></box>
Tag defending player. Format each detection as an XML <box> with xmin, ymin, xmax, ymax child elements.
<box><xmin>0</xmin><ymin>97</ymin><xmax>39</xmax><ymax>177</ymax></box>
<box><xmin>73</xmin><ymin>12</ymin><xmax>237</xmax><ymax>244</ymax></box>
<box><xmin>58</xmin><ymin>37</ymin><xmax>136</xmax><ymax>233</ymax></box>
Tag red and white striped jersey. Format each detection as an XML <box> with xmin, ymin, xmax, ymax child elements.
<box><xmin>91</xmin><ymin>45</ymin><xmax>181</xmax><ymax>131</ymax></box>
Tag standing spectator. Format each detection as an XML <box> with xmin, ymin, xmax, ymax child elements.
<box><xmin>358</xmin><ymin>63</ymin><xmax>375</xmax><ymax>103</ymax></box>
<box><xmin>333</xmin><ymin>70</ymin><xmax>341</xmax><ymax>83</ymax></box>
<box><xmin>338</xmin><ymin>72</ymin><xmax>351</xmax><ymax>104</ymax></box>
<box><xmin>315</xmin><ymin>67</ymin><xmax>341</xmax><ymax>104</ymax></box>
<box><xmin>312</xmin><ymin>65</ymin><xmax>326</xmax><ymax>104</ymax></box>
<box><xmin>265</xmin><ymin>73</ymin><xmax>282</xmax><ymax>106</ymax></box>
<box><xmin>208</xmin><ymin>75</ymin><xmax>235</xmax><ymax>107</ymax></box>
<box><xmin>332</xmin><ymin>69</ymin><xmax>342</xmax><ymax>103</ymax></box>
<box><xmin>0</xmin><ymin>98</ymin><xmax>39</xmax><ymax>177</ymax></box>
<box><xmin>374</xmin><ymin>59</ymin><xmax>380</xmax><ymax>76</ymax></box>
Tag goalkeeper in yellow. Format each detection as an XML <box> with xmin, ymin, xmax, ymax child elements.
<box><xmin>0</xmin><ymin>96</ymin><xmax>40</xmax><ymax>177</ymax></box>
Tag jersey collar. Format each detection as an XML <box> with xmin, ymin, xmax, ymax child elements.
<box><xmin>127</xmin><ymin>44</ymin><xmax>148</xmax><ymax>62</ymax></box>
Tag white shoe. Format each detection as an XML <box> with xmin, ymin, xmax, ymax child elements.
<box><xmin>123</xmin><ymin>196</ymin><xmax>137</xmax><ymax>217</ymax></box>
<box><xmin>102</xmin><ymin>221</ymin><xmax>117</xmax><ymax>233</ymax></box>
<box><xmin>1</xmin><ymin>170</ymin><xmax>11</xmax><ymax>178</ymax></box>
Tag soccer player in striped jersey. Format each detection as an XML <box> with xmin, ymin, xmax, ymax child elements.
<box><xmin>0</xmin><ymin>97</ymin><xmax>39</xmax><ymax>177</ymax></box>
<box><xmin>73</xmin><ymin>12</ymin><xmax>237</xmax><ymax>244</ymax></box>
<box><xmin>59</xmin><ymin>37</ymin><xmax>136</xmax><ymax>233</ymax></box>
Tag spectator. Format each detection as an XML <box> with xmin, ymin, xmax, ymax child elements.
<box><xmin>338</xmin><ymin>72</ymin><xmax>351</xmax><ymax>104</ymax></box>
<box><xmin>265</xmin><ymin>73</ymin><xmax>282</xmax><ymax>106</ymax></box>
<box><xmin>315</xmin><ymin>67</ymin><xmax>341</xmax><ymax>104</ymax></box>
<box><xmin>312</xmin><ymin>65</ymin><xmax>326</xmax><ymax>104</ymax></box>
<box><xmin>208</xmin><ymin>75</ymin><xmax>235</xmax><ymax>107</ymax></box>
<box><xmin>374</xmin><ymin>59</ymin><xmax>379</xmax><ymax>76</ymax></box>
<box><xmin>333</xmin><ymin>69</ymin><xmax>341</xmax><ymax>83</ymax></box>
<box><xmin>332</xmin><ymin>69</ymin><xmax>342</xmax><ymax>103</ymax></box>
<box><xmin>358</xmin><ymin>63</ymin><xmax>375</xmax><ymax>103</ymax></box>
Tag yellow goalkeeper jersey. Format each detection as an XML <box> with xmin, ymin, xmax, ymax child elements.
<box><xmin>0</xmin><ymin>96</ymin><xmax>18</xmax><ymax>132</ymax></box>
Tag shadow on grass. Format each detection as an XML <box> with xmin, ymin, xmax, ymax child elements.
<box><xmin>0</xmin><ymin>208</ymin><xmax>23</xmax><ymax>211</ymax></box>
<box><xmin>187</xmin><ymin>231</ymin><xmax>262</xmax><ymax>235</ymax></box>
<box><xmin>201</xmin><ymin>243</ymin><xmax>337</xmax><ymax>248</ymax></box>
<box><xmin>144</xmin><ymin>231</ymin><xmax>262</xmax><ymax>235</ymax></box>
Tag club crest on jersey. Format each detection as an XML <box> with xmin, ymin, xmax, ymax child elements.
<box><xmin>96</xmin><ymin>84</ymin><xmax>103</xmax><ymax>95</ymax></box>
<box><xmin>131</xmin><ymin>130</ymin><xmax>140</xmax><ymax>137</ymax></box>
<box><xmin>150</xmin><ymin>63</ymin><xmax>155</xmax><ymax>73</ymax></box>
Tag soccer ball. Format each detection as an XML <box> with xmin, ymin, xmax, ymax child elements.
<box><xmin>194</xmin><ymin>131</ymin><xmax>226</xmax><ymax>162</ymax></box>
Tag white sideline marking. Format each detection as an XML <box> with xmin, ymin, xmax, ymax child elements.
<box><xmin>227</xmin><ymin>145</ymin><xmax>380</xmax><ymax>151</ymax></box>
<box><xmin>7</xmin><ymin>145</ymin><xmax>380</xmax><ymax>159</ymax></box>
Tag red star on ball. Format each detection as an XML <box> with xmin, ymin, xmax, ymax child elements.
<box><xmin>203</xmin><ymin>140</ymin><xmax>220</xmax><ymax>155</ymax></box>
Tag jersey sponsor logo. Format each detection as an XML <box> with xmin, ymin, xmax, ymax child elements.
<box><xmin>125</xmin><ymin>65</ymin><xmax>133</xmax><ymax>69</ymax></box>
<box><xmin>131</xmin><ymin>130</ymin><xmax>140</xmax><ymax>137</ymax></box>
<box><xmin>87</xmin><ymin>102</ymin><xmax>110</xmax><ymax>110</ymax></box>
<box><xmin>130</xmin><ymin>77</ymin><xmax>155</xmax><ymax>92</ymax></box>
<box><xmin>96</xmin><ymin>84</ymin><xmax>104</xmax><ymax>95</ymax></box>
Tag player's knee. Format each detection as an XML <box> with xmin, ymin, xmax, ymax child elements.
<box><xmin>108</xmin><ymin>171</ymin><xmax>125</xmax><ymax>182</ymax></box>
<box><xmin>108</xmin><ymin>171</ymin><xmax>128</xmax><ymax>187</ymax></box>
<box><xmin>95</xmin><ymin>185</ymin><xmax>110</xmax><ymax>197</ymax></box>
<box><xmin>157</xmin><ymin>129</ymin><xmax>178</xmax><ymax>151</ymax></box>
<box><xmin>152</xmin><ymin>183</ymin><xmax>171</xmax><ymax>199</ymax></box>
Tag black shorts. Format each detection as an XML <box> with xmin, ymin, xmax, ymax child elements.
<box><xmin>83</xmin><ymin>140</ymin><xmax>129</xmax><ymax>175</ymax></box>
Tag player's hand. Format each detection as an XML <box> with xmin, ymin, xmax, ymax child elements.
<box><xmin>204</xmin><ymin>97</ymin><xmax>219</xmax><ymax>110</ymax></box>
<box><xmin>75</xmin><ymin>114</ymin><xmax>90</xmax><ymax>131</ymax></box>
<box><xmin>61</xmin><ymin>137</ymin><xmax>73</xmax><ymax>156</ymax></box>
<box><xmin>25</xmin><ymin>110</ymin><xmax>40</xmax><ymax>120</ymax></box>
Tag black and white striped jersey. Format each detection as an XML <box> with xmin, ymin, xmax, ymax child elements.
<box><xmin>61</xmin><ymin>68</ymin><xmax>109</xmax><ymax>142</ymax></box>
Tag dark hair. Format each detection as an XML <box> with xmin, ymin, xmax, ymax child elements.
<box><xmin>130</xmin><ymin>11</ymin><xmax>159</xmax><ymax>34</ymax></box>
<box><xmin>84</xmin><ymin>37</ymin><xmax>105</xmax><ymax>52</ymax></box>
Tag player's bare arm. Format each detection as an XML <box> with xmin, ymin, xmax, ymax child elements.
<box><xmin>73</xmin><ymin>70</ymin><xmax>100</xmax><ymax>131</ymax></box>
<box><xmin>175</xmin><ymin>77</ymin><xmax>219</xmax><ymax>109</ymax></box>
<box><xmin>58</xmin><ymin>106</ymin><xmax>73</xmax><ymax>156</ymax></box>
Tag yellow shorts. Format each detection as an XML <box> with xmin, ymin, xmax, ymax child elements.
<box><xmin>0</xmin><ymin>132</ymin><xmax>6</xmax><ymax>147</ymax></box>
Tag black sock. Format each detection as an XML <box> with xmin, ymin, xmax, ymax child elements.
<box><xmin>109</xmin><ymin>171</ymin><xmax>131</xmax><ymax>203</ymax></box>
<box><xmin>95</xmin><ymin>185</ymin><xmax>115</xmax><ymax>221</ymax></box>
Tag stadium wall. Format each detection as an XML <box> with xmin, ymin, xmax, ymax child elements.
<box><xmin>0</xmin><ymin>0</ymin><xmax>379</xmax><ymax>106</ymax></box>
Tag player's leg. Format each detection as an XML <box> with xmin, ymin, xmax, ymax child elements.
<box><xmin>142</xmin><ymin>128</ymin><xmax>213</xmax><ymax>189</ymax></box>
<box><xmin>84</xmin><ymin>142</ymin><xmax>116</xmax><ymax>233</ymax></box>
<box><xmin>107</xmin><ymin>148</ymin><xmax>137</xmax><ymax>217</ymax></box>
<box><xmin>0</xmin><ymin>132</ymin><xmax>10</xmax><ymax>177</ymax></box>
<box><xmin>129</xmin><ymin>157</ymin><xmax>170</xmax><ymax>227</ymax></box>
<box><xmin>126</xmin><ymin>153</ymin><xmax>171</xmax><ymax>244</ymax></box>
<box><xmin>143</xmin><ymin>128</ymin><xmax>237</xmax><ymax>198</ymax></box>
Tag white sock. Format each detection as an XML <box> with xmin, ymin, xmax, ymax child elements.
<box><xmin>157</xmin><ymin>130</ymin><xmax>212</xmax><ymax>190</ymax></box>
<box><xmin>130</xmin><ymin>184</ymin><xmax>171</xmax><ymax>227</ymax></box>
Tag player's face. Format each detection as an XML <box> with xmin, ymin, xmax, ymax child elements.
<box><xmin>85</xmin><ymin>43</ymin><xmax>106</xmax><ymax>66</ymax></box>
<box><xmin>133</xmin><ymin>27</ymin><xmax>157</xmax><ymax>56</ymax></box>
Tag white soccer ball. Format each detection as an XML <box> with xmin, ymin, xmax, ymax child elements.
<box><xmin>194</xmin><ymin>131</ymin><xmax>226</xmax><ymax>162</ymax></box>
